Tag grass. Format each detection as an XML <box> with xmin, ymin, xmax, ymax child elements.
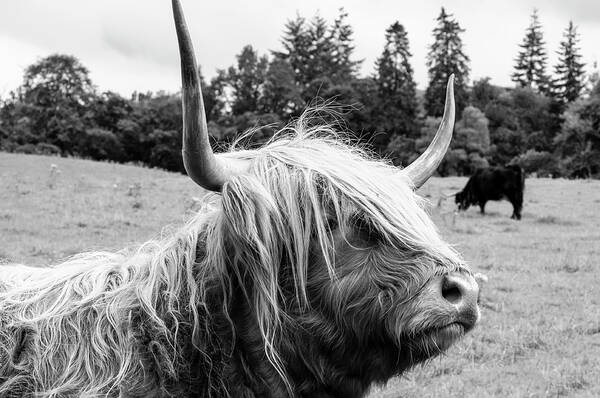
<box><xmin>2</xmin><ymin>152</ymin><xmax>600</xmax><ymax>397</ymax></box>
<box><xmin>0</xmin><ymin>153</ymin><xmax>206</xmax><ymax>265</ymax></box>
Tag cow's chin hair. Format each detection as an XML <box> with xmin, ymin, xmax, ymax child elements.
<box><xmin>395</xmin><ymin>323</ymin><xmax>466</xmax><ymax>370</ymax></box>
<box><xmin>411</xmin><ymin>322</ymin><xmax>465</xmax><ymax>355</ymax></box>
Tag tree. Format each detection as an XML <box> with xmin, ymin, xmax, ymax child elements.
<box><xmin>511</xmin><ymin>150</ymin><xmax>561</xmax><ymax>177</ymax></box>
<box><xmin>125</xmin><ymin>92</ymin><xmax>183</xmax><ymax>166</ymax></box>
<box><xmin>206</xmin><ymin>70</ymin><xmax>229</xmax><ymax>120</ymax></box>
<box><xmin>148</xmin><ymin>129</ymin><xmax>183</xmax><ymax>172</ymax></box>
<box><xmin>386</xmin><ymin>134</ymin><xmax>417</xmax><ymax>167</ymax></box>
<box><xmin>273</xmin><ymin>14</ymin><xmax>312</xmax><ymax>86</ymax></box>
<box><xmin>470</xmin><ymin>77</ymin><xmax>501</xmax><ymax>112</ymax></box>
<box><xmin>328</xmin><ymin>8</ymin><xmax>362</xmax><ymax>84</ymax></box>
<box><xmin>480</xmin><ymin>88</ymin><xmax>526</xmax><ymax>165</ymax></box>
<box><xmin>512</xmin><ymin>9</ymin><xmax>550</xmax><ymax>93</ymax></box>
<box><xmin>227</xmin><ymin>45</ymin><xmax>269</xmax><ymax>115</ymax></box>
<box><xmin>510</xmin><ymin>87</ymin><xmax>555</xmax><ymax>151</ymax></box>
<box><xmin>78</xmin><ymin>128</ymin><xmax>123</xmax><ymax>161</ymax></box>
<box><xmin>92</xmin><ymin>91</ymin><xmax>132</xmax><ymax>132</ymax></box>
<box><xmin>586</xmin><ymin>62</ymin><xmax>600</xmax><ymax>96</ymax></box>
<box><xmin>15</xmin><ymin>54</ymin><xmax>97</xmax><ymax>154</ymax></box>
<box><xmin>374</xmin><ymin>22</ymin><xmax>419</xmax><ymax>140</ymax></box>
<box><xmin>454</xmin><ymin>106</ymin><xmax>490</xmax><ymax>154</ymax></box>
<box><xmin>260</xmin><ymin>59</ymin><xmax>303</xmax><ymax>117</ymax></box>
<box><xmin>114</xmin><ymin>118</ymin><xmax>145</xmax><ymax>162</ymax></box>
<box><xmin>21</xmin><ymin>54</ymin><xmax>95</xmax><ymax>109</ymax></box>
<box><xmin>554</xmin><ymin>82</ymin><xmax>600</xmax><ymax>177</ymax></box>
<box><xmin>305</xmin><ymin>14</ymin><xmax>334</xmax><ymax>84</ymax></box>
<box><xmin>0</xmin><ymin>123</ymin><xmax>9</xmax><ymax>151</ymax></box>
<box><xmin>410</xmin><ymin>107</ymin><xmax>491</xmax><ymax>176</ymax></box>
<box><xmin>424</xmin><ymin>8</ymin><xmax>470</xmax><ymax>117</ymax></box>
<box><xmin>553</xmin><ymin>21</ymin><xmax>586</xmax><ymax>104</ymax></box>
<box><xmin>273</xmin><ymin>9</ymin><xmax>361</xmax><ymax>104</ymax></box>
<box><xmin>450</xmin><ymin>106</ymin><xmax>490</xmax><ymax>174</ymax></box>
<box><xmin>416</xmin><ymin>117</ymin><xmax>473</xmax><ymax>176</ymax></box>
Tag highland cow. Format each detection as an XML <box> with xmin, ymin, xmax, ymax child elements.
<box><xmin>0</xmin><ymin>1</ymin><xmax>480</xmax><ymax>397</ymax></box>
<box><xmin>455</xmin><ymin>165</ymin><xmax>525</xmax><ymax>220</ymax></box>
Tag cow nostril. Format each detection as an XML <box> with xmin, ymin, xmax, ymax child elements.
<box><xmin>442</xmin><ymin>280</ymin><xmax>463</xmax><ymax>304</ymax></box>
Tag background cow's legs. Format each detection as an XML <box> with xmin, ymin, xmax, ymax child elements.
<box><xmin>510</xmin><ymin>200</ymin><xmax>522</xmax><ymax>220</ymax></box>
<box><xmin>508</xmin><ymin>193</ymin><xmax>523</xmax><ymax>220</ymax></box>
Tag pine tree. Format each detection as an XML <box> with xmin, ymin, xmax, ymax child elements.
<box><xmin>424</xmin><ymin>7</ymin><xmax>470</xmax><ymax>117</ymax></box>
<box><xmin>273</xmin><ymin>15</ymin><xmax>311</xmax><ymax>86</ymax></box>
<box><xmin>273</xmin><ymin>10</ymin><xmax>361</xmax><ymax>88</ymax></box>
<box><xmin>227</xmin><ymin>45</ymin><xmax>269</xmax><ymax>115</ymax></box>
<box><xmin>260</xmin><ymin>58</ymin><xmax>303</xmax><ymax>117</ymax></box>
<box><xmin>374</xmin><ymin>22</ymin><xmax>419</xmax><ymax>138</ymax></box>
<box><xmin>512</xmin><ymin>9</ymin><xmax>550</xmax><ymax>93</ymax></box>
<box><xmin>553</xmin><ymin>21</ymin><xmax>586</xmax><ymax>104</ymax></box>
<box><xmin>328</xmin><ymin>8</ymin><xmax>362</xmax><ymax>84</ymax></box>
<box><xmin>305</xmin><ymin>14</ymin><xmax>333</xmax><ymax>84</ymax></box>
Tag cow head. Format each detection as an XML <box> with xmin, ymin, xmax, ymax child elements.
<box><xmin>455</xmin><ymin>189</ymin><xmax>473</xmax><ymax>211</ymax></box>
<box><xmin>172</xmin><ymin>0</ymin><xmax>480</xmax><ymax>394</ymax></box>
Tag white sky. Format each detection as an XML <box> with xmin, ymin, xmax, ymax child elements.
<box><xmin>0</xmin><ymin>0</ymin><xmax>599</xmax><ymax>99</ymax></box>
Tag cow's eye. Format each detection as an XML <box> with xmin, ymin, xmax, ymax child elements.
<box><xmin>351</xmin><ymin>214</ymin><xmax>381</xmax><ymax>244</ymax></box>
<box><xmin>326</xmin><ymin>216</ymin><xmax>339</xmax><ymax>232</ymax></box>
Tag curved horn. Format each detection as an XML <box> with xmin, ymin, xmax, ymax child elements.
<box><xmin>403</xmin><ymin>75</ymin><xmax>455</xmax><ymax>189</ymax></box>
<box><xmin>172</xmin><ymin>0</ymin><xmax>246</xmax><ymax>191</ymax></box>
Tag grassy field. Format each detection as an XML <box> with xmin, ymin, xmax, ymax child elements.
<box><xmin>1</xmin><ymin>152</ymin><xmax>599</xmax><ymax>397</ymax></box>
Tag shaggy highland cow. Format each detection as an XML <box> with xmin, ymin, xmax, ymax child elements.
<box><xmin>455</xmin><ymin>165</ymin><xmax>525</xmax><ymax>220</ymax></box>
<box><xmin>0</xmin><ymin>1</ymin><xmax>481</xmax><ymax>397</ymax></box>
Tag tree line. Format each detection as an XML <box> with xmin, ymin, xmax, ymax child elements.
<box><xmin>1</xmin><ymin>8</ymin><xmax>598</xmax><ymax>178</ymax></box>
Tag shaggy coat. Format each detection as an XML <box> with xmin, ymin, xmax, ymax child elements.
<box><xmin>455</xmin><ymin>165</ymin><xmax>525</xmax><ymax>219</ymax></box>
<box><xmin>0</xmin><ymin>119</ymin><xmax>475</xmax><ymax>397</ymax></box>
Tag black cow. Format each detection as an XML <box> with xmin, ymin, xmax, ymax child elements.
<box><xmin>455</xmin><ymin>165</ymin><xmax>525</xmax><ymax>220</ymax></box>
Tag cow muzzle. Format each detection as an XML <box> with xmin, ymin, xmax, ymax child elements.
<box><xmin>439</xmin><ymin>272</ymin><xmax>480</xmax><ymax>331</ymax></box>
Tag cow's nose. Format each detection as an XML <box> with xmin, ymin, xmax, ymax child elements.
<box><xmin>441</xmin><ymin>273</ymin><xmax>480</xmax><ymax>330</ymax></box>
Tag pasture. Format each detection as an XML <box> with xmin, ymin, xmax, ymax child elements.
<box><xmin>1</xmin><ymin>152</ymin><xmax>599</xmax><ymax>397</ymax></box>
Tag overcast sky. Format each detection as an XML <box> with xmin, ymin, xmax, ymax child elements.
<box><xmin>1</xmin><ymin>0</ymin><xmax>599</xmax><ymax>99</ymax></box>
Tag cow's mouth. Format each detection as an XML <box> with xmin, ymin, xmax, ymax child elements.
<box><xmin>407</xmin><ymin>322</ymin><xmax>467</xmax><ymax>358</ymax></box>
<box><xmin>392</xmin><ymin>321</ymin><xmax>469</xmax><ymax>373</ymax></box>
<box><xmin>423</xmin><ymin>322</ymin><xmax>466</xmax><ymax>351</ymax></box>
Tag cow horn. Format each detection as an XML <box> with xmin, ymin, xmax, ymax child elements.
<box><xmin>403</xmin><ymin>75</ymin><xmax>455</xmax><ymax>189</ymax></box>
<box><xmin>172</xmin><ymin>0</ymin><xmax>247</xmax><ymax>191</ymax></box>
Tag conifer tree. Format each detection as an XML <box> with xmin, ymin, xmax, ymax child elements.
<box><xmin>512</xmin><ymin>9</ymin><xmax>550</xmax><ymax>93</ymax></box>
<box><xmin>227</xmin><ymin>45</ymin><xmax>269</xmax><ymax>115</ymax></box>
<box><xmin>375</xmin><ymin>22</ymin><xmax>419</xmax><ymax>138</ymax></box>
<box><xmin>260</xmin><ymin>58</ymin><xmax>303</xmax><ymax>117</ymax></box>
<box><xmin>273</xmin><ymin>15</ymin><xmax>311</xmax><ymax>85</ymax></box>
<box><xmin>273</xmin><ymin>10</ymin><xmax>361</xmax><ymax>87</ymax></box>
<box><xmin>424</xmin><ymin>7</ymin><xmax>470</xmax><ymax>117</ymax></box>
<box><xmin>328</xmin><ymin>8</ymin><xmax>362</xmax><ymax>84</ymax></box>
<box><xmin>553</xmin><ymin>21</ymin><xmax>586</xmax><ymax>104</ymax></box>
<box><xmin>305</xmin><ymin>14</ymin><xmax>333</xmax><ymax>84</ymax></box>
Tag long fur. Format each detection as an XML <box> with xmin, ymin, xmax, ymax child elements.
<box><xmin>0</xmin><ymin>111</ymin><xmax>465</xmax><ymax>397</ymax></box>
